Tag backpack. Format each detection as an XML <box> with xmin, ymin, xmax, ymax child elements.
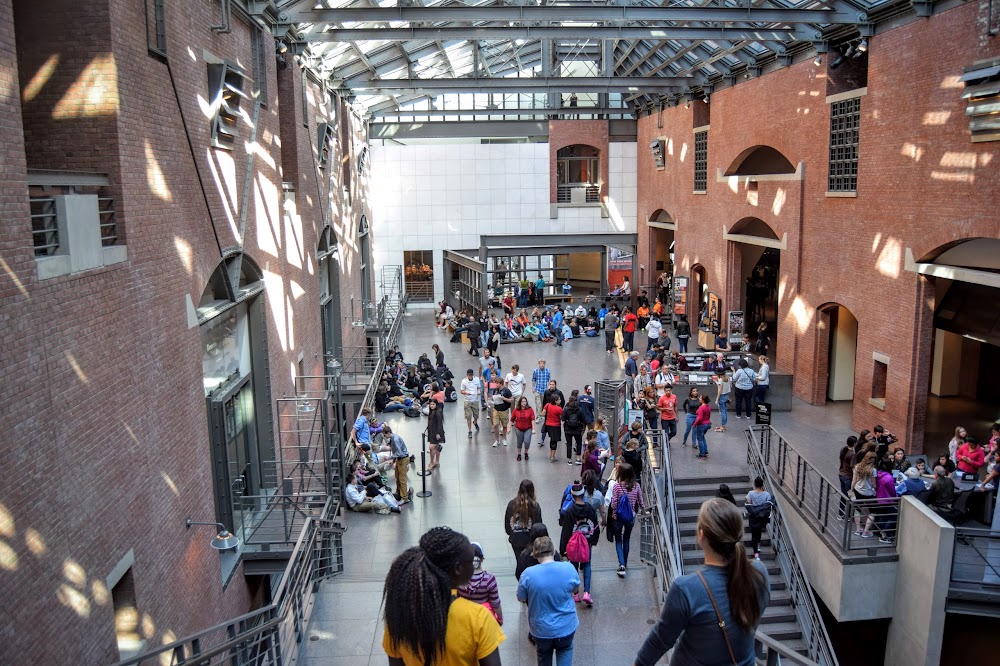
<box><xmin>746</xmin><ymin>500</ymin><xmax>774</xmax><ymax>529</ymax></box>
<box><xmin>403</xmin><ymin>407</ymin><xmax>422</xmax><ymax>418</ymax></box>
<box><xmin>565</xmin><ymin>407</ymin><xmax>581</xmax><ymax>430</ymax></box>
<box><xmin>558</xmin><ymin>483</ymin><xmax>575</xmax><ymax>519</ymax></box>
<box><xmin>444</xmin><ymin>386</ymin><xmax>458</xmax><ymax>402</ymax></box>
<box><xmin>566</xmin><ymin>529</ymin><xmax>591</xmax><ymax>563</ymax></box>
<box><xmin>616</xmin><ymin>488</ymin><xmax>636</xmax><ymax>523</ymax></box>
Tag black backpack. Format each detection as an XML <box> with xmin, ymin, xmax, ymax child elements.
<box><xmin>403</xmin><ymin>407</ymin><xmax>422</xmax><ymax>418</ymax></box>
<box><xmin>565</xmin><ymin>407</ymin><xmax>581</xmax><ymax>430</ymax></box>
<box><xmin>746</xmin><ymin>500</ymin><xmax>774</xmax><ymax>529</ymax></box>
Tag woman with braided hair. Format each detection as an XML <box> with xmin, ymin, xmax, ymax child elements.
<box><xmin>632</xmin><ymin>498</ymin><xmax>770</xmax><ymax>666</ymax></box>
<box><xmin>383</xmin><ymin>526</ymin><xmax>505</xmax><ymax>666</ymax></box>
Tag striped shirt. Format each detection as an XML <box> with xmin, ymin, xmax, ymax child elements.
<box><xmin>611</xmin><ymin>482</ymin><xmax>645</xmax><ymax>517</ymax></box>
<box><xmin>532</xmin><ymin>367</ymin><xmax>551</xmax><ymax>394</ymax></box>
<box><xmin>457</xmin><ymin>570</ymin><xmax>501</xmax><ymax>610</ymax></box>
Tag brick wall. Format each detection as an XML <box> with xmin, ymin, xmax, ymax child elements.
<box><xmin>0</xmin><ymin>0</ymin><xmax>373</xmax><ymax>662</ymax></box>
<box><xmin>636</xmin><ymin>3</ymin><xmax>1000</xmax><ymax>452</ymax></box>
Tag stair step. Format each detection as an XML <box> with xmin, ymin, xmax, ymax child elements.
<box><xmin>679</xmin><ymin>524</ymin><xmax>759</xmax><ymax>537</ymax></box>
<box><xmin>760</xmin><ymin>606</ymin><xmax>799</xmax><ymax>625</ymax></box>
<box><xmin>680</xmin><ymin>534</ymin><xmax>771</xmax><ymax>549</ymax></box>
<box><xmin>675</xmin><ymin>497</ymin><xmax>751</xmax><ymax>511</ymax></box>
<box><xmin>757</xmin><ymin>622</ymin><xmax>803</xmax><ymax>643</ymax></box>
<box><xmin>673</xmin><ymin>474</ymin><xmax>750</xmax><ymax>487</ymax></box>
<box><xmin>673</xmin><ymin>482</ymin><xmax>752</xmax><ymax>498</ymax></box>
<box><xmin>682</xmin><ymin>550</ymin><xmax>776</xmax><ymax>565</ymax></box>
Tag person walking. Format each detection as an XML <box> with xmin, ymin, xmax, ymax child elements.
<box><xmin>505</xmin><ymin>363</ymin><xmax>527</xmax><ymax>403</ymax></box>
<box><xmin>714</xmin><ymin>368</ymin><xmax>731</xmax><ymax>432</ymax></box>
<box><xmin>532</xmin><ymin>359</ymin><xmax>551</xmax><ymax>422</ymax></box>
<box><xmin>543</xmin><ymin>396</ymin><xmax>564</xmax><ymax>463</ymax></box>
<box><xmin>622</xmin><ymin>307</ymin><xmax>639</xmax><ymax>352</ymax></box>
<box><xmin>491</xmin><ymin>380</ymin><xmax>514</xmax><ymax>448</ymax></box>
<box><xmin>383</xmin><ymin>527</ymin><xmax>505</xmax><ymax>666</ymax></box>
<box><xmin>511</xmin><ymin>397</ymin><xmax>535</xmax><ymax>461</ymax></box>
<box><xmin>516</xmin><ymin>536</ymin><xmax>580</xmax><ymax>666</ymax></box>
<box><xmin>603</xmin><ymin>308</ymin><xmax>619</xmax><ymax>354</ymax></box>
<box><xmin>505</xmin><ymin>479</ymin><xmax>544</xmax><ymax>558</ymax></box>
<box><xmin>466</xmin><ymin>317</ymin><xmax>481</xmax><ymax>356</ymax></box>
<box><xmin>610</xmin><ymin>462</ymin><xmax>645</xmax><ymax>577</ymax></box>
<box><xmin>562</xmin><ymin>396</ymin><xmax>585</xmax><ymax>465</ymax></box>
<box><xmin>645</xmin><ymin>314</ymin><xmax>663</xmax><ymax>352</ymax></box>
<box><xmin>461</xmin><ymin>368</ymin><xmax>483</xmax><ymax>438</ymax></box>
<box><xmin>382</xmin><ymin>425</ymin><xmax>412</xmax><ymax>505</ymax></box>
<box><xmin>744</xmin><ymin>477</ymin><xmax>774</xmax><ymax>558</ymax></box>
<box><xmin>732</xmin><ymin>358</ymin><xmax>755</xmax><ymax>420</ymax></box>
<box><xmin>657</xmin><ymin>386</ymin><xmax>678</xmax><ymax>445</ymax></box>
<box><xmin>559</xmin><ymin>480</ymin><xmax>600</xmax><ymax>608</ymax></box>
<box><xmin>680</xmin><ymin>387</ymin><xmax>700</xmax><ymax>447</ymax></box>
<box><xmin>456</xmin><ymin>543</ymin><xmax>504</xmax><ymax>626</ymax></box>
<box><xmin>676</xmin><ymin>314</ymin><xmax>691</xmax><ymax>354</ymax></box>
<box><xmin>632</xmin><ymin>499</ymin><xmax>770</xmax><ymax>666</ymax></box>
<box><xmin>426</xmin><ymin>399</ymin><xmax>445</xmax><ymax>472</ymax></box>
<box><xmin>693</xmin><ymin>395</ymin><xmax>712</xmax><ymax>459</ymax></box>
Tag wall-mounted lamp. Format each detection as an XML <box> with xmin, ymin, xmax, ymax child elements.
<box><xmin>326</xmin><ymin>358</ymin><xmax>343</xmax><ymax>378</ymax></box>
<box><xmin>186</xmin><ymin>518</ymin><xmax>240</xmax><ymax>550</ymax></box>
<box><xmin>297</xmin><ymin>400</ymin><xmax>317</xmax><ymax>413</ymax></box>
<box><xmin>813</xmin><ymin>55</ymin><xmax>823</xmax><ymax>66</ymax></box>
<box><xmin>853</xmin><ymin>38</ymin><xmax>868</xmax><ymax>58</ymax></box>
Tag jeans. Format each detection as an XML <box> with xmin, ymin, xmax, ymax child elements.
<box><xmin>754</xmin><ymin>384</ymin><xmax>768</xmax><ymax>407</ymax></box>
<box><xmin>682</xmin><ymin>412</ymin><xmax>696</xmax><ymax>445</ymax></box>
<box><xmin>575</xmin><ymin>560</ymin><xmax>592</xmax><ymax>592</ymax></box>
<box><xmin>605</xmin><ymin>330</ymin><xmax>616</xmax><ymax>352</ymax></box>
<box><xmin>678</xmin><ymin>336</ymin><xmax>689</xmax><ymax>353</ymax></box>
<box><xmin>646</xmin><ymin>336</ymin><xmax>658</xmax><ymax>352</ymax></box>
<box><xmin>535</xmin><ymin>633</ymin><xmax>574</xmax><ymax>666</ymax></box>
<box><xmin>733</xmin><ymin>387</ymin><xmax>753</xmax><ymax>418</ymax></box>
<box><xmin>838</xmin><ymin>475</ymin><xmax>852</xmax><ymax>518</ymax></box>
<box><xmin>660</xmin><ymin>418</ymin><xmax>677</xmax><ymax>442</ymax></box>
<box><xmin>515</xmin><ymin>427</ymin><xmax>532</xmax><ymax>449</ymax></box>
<box><xmin>718</xmin><ymin>394</ymin><xmax>729</xmax><ymax>427</ymax></box>
<box><xmin>623</xmin><ymin>330</ymin><xmax>634</xmax><ymax>351</ymax></box>
<box><xmin>695</xmin><ymin>424</ymin><xmax>710</xmax><ymax>456</ymax></box>
<box><xmin>613</xmin><ymin>518</ymin><xmax>635</xmax><ymax>566</ymax></box>
<box><xmin>480</xmin><ymin>330</ymin><xmax>490</xmax><ymax>348</ymax></box>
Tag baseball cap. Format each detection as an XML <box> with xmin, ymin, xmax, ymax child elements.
<box><xmin>488</xmin><ymin>358</ymin><xmax>496</xmax><ymax>365</ymax></box>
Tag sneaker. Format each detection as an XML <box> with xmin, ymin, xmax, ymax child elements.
<box><xmin>583</xmin><ymin>592</ymin><xmax>593</xmax><ymax>607</ymax></box>
<box><xmin>879</xmin><ymin>536</ymin><xmax>894</xmax><ymax>544</ymax></box>
<box><xmin>574</xmin><ymin>459</ymin><xmax>583</xmax><ymax>465</ymax></box>
<box><xmin>468</xmin><ymin>430</ymin><xmax>473</xmax><ymax>438</ymax></box>
<box><xmin>398</xmin><ymin>499</ymin><xmax>410</xmax><ymax>506</ymax></box>
<box><xmin>617</xmin><ymin>566</ymin><xmax>626</xmax><ymax>578</ymax></box>
<box><xmin>474</xmin><ymin>421</ymin><xmax>480</xmax><ymax>432</ymax></box>
<box><xmin>493</xmin><ymin>441</ymin><xmax>498</xmax><ymax>448</ymax></box>
<box><xmin>567</xmin><ymin>459</ymin><xmax>574</xmax><ymax>465</ymax></box>
<box><xmin>854</xmin><ymin>530</ymin><xmax>864</xmax><ymax>536</ymax></box>
<box><xmin>550</xmin><ymin>458</ymin><xmax>556</xmax><ymax>463</ymax></box>
<box><xmin>573</xmin><ymin>592</ymin><xmax>581</xmax><ymax>603</ymax></box>
<box><xmin>503</xmin><ymin>440</ymin><xmax>508</xmax><ymax>447</ymax></box>
<box><xmin>408</xmin><ymin>488</ymin><xmax>413</xmax><ymax>500</ymax></box>
<box><xmin>524</xmin><ymin>452</ymin><xmax>529</xmax><ymax>461</ymax></box>
<box><xmin>517</xmin><ymin>454</ymin><xmax>522</xmax><ymax>461</ymax></box>
<box><xmin>860</xmin><ymin>532</ymin><xmax>874</xmax><ymax>539</ymax></box>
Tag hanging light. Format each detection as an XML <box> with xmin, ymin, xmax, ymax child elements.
<box><xmin>813</xmin><ymin>55</ymin><xmax>823</xmax><ymax>66</ymax></box>
<box><xmin>186</xmin><ymin>518</ymin><xmax>240</xmax><ymax>551</ymax></box>
<box><xmin>853</xmin><ymin>38</ymin><xmax>868</xmax><ymax>58</ymax></box>
<box><xmin>297</xmin><ymin>400</ymin><xmax>317</xmax><ymax>413</ymax></box>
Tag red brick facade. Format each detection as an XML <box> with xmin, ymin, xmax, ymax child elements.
<box><xmin>549</xmin><ymin>119</ymin><xmax>610</xmax><ymax>202</ymax></box>
<box><xmin>636</xmin><ymin>3</ymin><xmax>1000</xmax><ymax>452</ymax></box>
<box><xmin>0</xmin><ymin>0</ymin><xmax>372</xmax><ymax>662</ymax></box>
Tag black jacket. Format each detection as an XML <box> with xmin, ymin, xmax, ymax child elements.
<box><xmin>427</xmin><ymin>407</ymin><xmax>445</xmax><ymax>442</ymax></box>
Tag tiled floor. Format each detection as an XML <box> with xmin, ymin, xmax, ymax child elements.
<box><xmin>300</xmin><ymin>311</ymin><xmax>669</xmax><ymax>665</ymax></box>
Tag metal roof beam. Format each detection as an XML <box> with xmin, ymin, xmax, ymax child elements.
<box><xmin>283</xmin><ymin>6</ymin><xmax>864</xmax><ymax>24</ymax></box>
<box><xmin>370</xmin><ymin>106</ymin><xmax>634</xmax><ymax>118</ymax></box>
<box><xmin>307</xmin><ymin>27</ymin><xmax>798</xmax><ymax>42</ymax></box>
<box><xmin>345</xmin><ymin>76</ymin><xmax>690</xmax><ymax>94</ymax></box>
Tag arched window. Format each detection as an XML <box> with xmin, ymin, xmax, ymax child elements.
<box><xmin>556</xmin><ymin>144</ymin><xmax>600</xmax><ymax>203</ymax></box>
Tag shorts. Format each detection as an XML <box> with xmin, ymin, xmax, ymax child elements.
<box><xmin>464</xmin><ymin>402</ymin><xmax>479</xmax><ymax>420</ymax></box>
<box><xmin>493</xmin><ymin>409</ymin><xmax>510</xmax><ymax>427</ymax></box>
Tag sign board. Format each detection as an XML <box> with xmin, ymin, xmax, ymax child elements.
<box><xmin>755</xmin><ymin>401</ymin><xmax>772</xmax><ymax>426</ymax></box>
<box><xmin>707</xmin><ymin>293</ymin><xmax>720</xmax><ymax>332</ymax></box>
<box><xmin>672</xmin><ymin>276</ymin><xmax>688</xmax><ymax>317</ymax></box>
<box><xmin>728</xmin><ymin>310</ymin><xmax>745</xmax><ymax>341</ymax></box>
<box><xmin>608</xmin><ymin>247</ymin><xmax>634</xmax><ymax>271</ymax></box>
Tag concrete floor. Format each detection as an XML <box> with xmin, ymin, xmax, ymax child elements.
<box><xmin>297</xmin><ymin>307</ymin><xmax>975</xmax><ymax>665</ymax></box>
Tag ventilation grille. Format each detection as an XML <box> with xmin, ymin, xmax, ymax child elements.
<box><xmin>961</xmin><ymin>57</ymin><xmax>1000</xmax><ymax>143</ymax></box>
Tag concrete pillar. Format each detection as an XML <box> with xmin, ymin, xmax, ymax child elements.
<box><xmin>885</xmin><ymin>497</ymin><xmax>954</xmax><ymax>666</ymax></box>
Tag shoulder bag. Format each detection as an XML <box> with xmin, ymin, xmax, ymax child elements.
<box><xmin>696</xmin><ymin>570</ymin><xmax>738</xmax><ymax>666</ymax></box>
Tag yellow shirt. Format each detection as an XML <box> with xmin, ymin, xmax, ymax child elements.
<box><xmin>382</xmin><ymin>597</ymin><xmax>505</xmax><ymax>666</ymax></box>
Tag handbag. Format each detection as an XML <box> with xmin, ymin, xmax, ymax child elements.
<box><xmin>696</xmin><ymin>570</ymin><xmax>738</xmax><ymax>666</ymax></box>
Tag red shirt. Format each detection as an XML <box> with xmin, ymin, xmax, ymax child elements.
<box><xmin>956</xmin><ymin>443</ymin><xmax>985</xmax><ymax>474</ymax></box>
<box><xmin>623</xmin><ymin>313</ymin><xmax>638</xmax><ymax>333</ymax></box>
<box><xmin>543</xmin><ymin>403</ymin><xmax>563</xmax><ymax>427</ymax></box>
<box><xmin>657</xmin><ymin>393</ymin><xmax>678</xmax><ymax>421</ymax></box>
<box><xmin>512</xmin><ymin>407</ymin><xmax>535</xmax><ymax>431</ymax></box>
<box><xmin>693</xmin><ymin>402</ymin><xmax>712</xmax><ymax>426</ymax></box>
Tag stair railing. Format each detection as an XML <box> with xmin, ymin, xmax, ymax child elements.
<box><xmin>639</xmin><ymin>432</ymin><xmax>683</xmax><ymax>604</ymax></box>
<box><xmin>112</xmin><ymin>499</ymin><xmax>344</xmax><ymax>666</ymax></box>
<box><xmin>746</xmin><ymin>428</ymin><xmax>840</xmax><ymax>666</ymax></box>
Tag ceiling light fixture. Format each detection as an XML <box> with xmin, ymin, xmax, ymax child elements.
<box><xmin>854</xmin><ymin>38</ymin><xmax>868</xmax><ymax>58</ymax></box>
<box><xmin>813</xmin><ymin>55</ymin><xmax>822</xmax><ymax>66</ymax></box>
<box><xmin>843</xmin><ymin>43</ymin><xmax>856</xmax><ymax>59</ymax></box>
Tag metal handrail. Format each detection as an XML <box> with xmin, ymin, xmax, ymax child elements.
<box><xmin>755</xmin><ymin>630</ymin><xmax>824</xmax><ymax>666</ymax></box>
<box><xmin>753</xmin><ymin>425</ymin><xmax>899</xmax><ymax>555</ymax></box>
<box><xmin>746</xmin><ymin>428</ymin><xmax>840</xmax><ymax>666</ymax></box>
<box><xmin>114</xmin><ymin>498</ymin><xmax>343</xmax><ymax>665</ymax></box>
<box><xmin>638</xmin><ymin>432</ymin><xmax>683</xmax><ymax>605</ymax></box>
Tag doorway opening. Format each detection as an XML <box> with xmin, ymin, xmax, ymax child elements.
<box><xmin>404</xmin><ymin>249</ymin><xmax>434</xmax><ymax>302</ymax></box>
<box><xmin>819</xmin><ymin>304</ymin><xmax>859</xmax><ymax>401</ymax></box>
<box><xmin>728</xmin><ymin>217</ymin><xmax>781</xmax><ymax>359</ymax></box>
<box><xmin>648</xmin><ymin>209</ymin><xmax>675</xmax><ymax>317</ymax></box>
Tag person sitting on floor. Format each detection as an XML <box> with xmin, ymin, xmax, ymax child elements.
<box><xmin>345</xmin><ymin>472</ymin><xmax>377</xmax><ymax>512</ymax></box>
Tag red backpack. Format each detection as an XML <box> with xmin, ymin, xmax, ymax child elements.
<box><xmin>566</xmin><ymin>528</ymin><xmax>591</xmax><ymax>563</ymax></box>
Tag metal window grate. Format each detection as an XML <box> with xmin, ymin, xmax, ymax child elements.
<box><xmin>98</xmin><ymin>196</ymin><xmax>118</xmax><ymax>245</ymax></box>
<box><xmin>828</xmin><ymin>97</ymin><xmax>860</xmax><ymax>192</ymax></box>
<box><xmin>153</xmin><ymin>0</ymin><xmax>166</xmax><ymax>52</ymax></box>
<box><xmin>556</xmin><ymin>184</ymin><xmax>600</xmax><ymax>203</ymax></box>
<box><xmin>30</xmin><ymin>197</ymin><xmax>59</xmax><ymax>256</ymax></box>
<box><xmin>694</xmin><ymin>130</ymin><xmax>708</xmax><ymax>191</ymax></box>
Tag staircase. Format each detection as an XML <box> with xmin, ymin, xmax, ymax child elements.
<box><xmin>674</xmin><ymin>474</ymin><xmax>810</xmax><ymax>655</ymax></box>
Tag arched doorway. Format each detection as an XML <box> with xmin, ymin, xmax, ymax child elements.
<box><xmin>726</xmin><ymin>217</ymin><xmax>782</xmax><ymax>359</ymax></box>
<box><xmin>691</xmin><ymin>264</ymin><xmax>708</xmax><ymax>325</ymax></box>
<box><xmin>915</xmin><ymin>238</ymin><xmax>1000</xmax><ymax>451</ymax></box>
<box><xmin>648</xmin><ymin>210</ymin><xmax>675</xmax><ymax>310</ymax></box>
<box><xmin>197</xmin><ymin>252</ymin><xmax>274</xmax><ymax>537</ymax></box>
<box><xmin>817</xmin><ymin>304</ymin><xmax>859</xmax><ymax>401</ymax></box>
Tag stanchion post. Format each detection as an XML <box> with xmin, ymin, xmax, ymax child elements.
<box><xmin>417</xmin><ymin>431</ymin><xmax>432</xmax><ymax>498</ymax></box>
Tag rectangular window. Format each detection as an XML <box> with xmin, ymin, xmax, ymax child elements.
<box><xmin>871</xmin><ymin>355</ymin><xmax>888</xmax><ymax>410</ymax></box>
<box><xmin>146</xmin><ymin>0</ymin><xmax>167</xmax><ymax>55</ymax></box>
<box><xmin>694</xmin><ymin>130</ymin><xmax>708</xmax><ymax>192</ymax></box>
<box><xmin>250</xmin><ymin>28</ymin><xmax>268</xmax><ymax>107</ymax></box>
<box><xmin>828</xmin><ymin>97</ymin><xmax>861</xmax><ymax>192</ymax></box>
<box><xmin>112</xmin><ymin>568</ymin><xmax>143</xmax><ymax>660</ymax></box>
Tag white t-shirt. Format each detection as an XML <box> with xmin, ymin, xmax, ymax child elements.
<box><xmin>460</xmin><ymin>377</ymin><xmax>482</xmax><ymax>402</ymax></box>
<box><xmin>505</xmin><ymin>372</ymin><xmax>526</xmax><ymax>397</ymax></box>
<box><xmin>646</xmin><ymin>319</ymin><xmax>663</xmax><ymax>339</ymax></box>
